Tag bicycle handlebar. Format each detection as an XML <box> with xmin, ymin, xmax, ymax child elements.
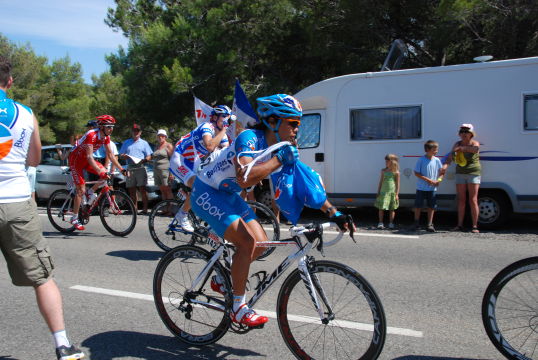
<box><xmin>291</xmin><ymin>221</ymin><xmax>355</xmax><ymax>251</ymax></box>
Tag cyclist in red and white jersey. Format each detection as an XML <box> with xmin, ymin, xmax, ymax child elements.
<box><xmin>68</xmin><ymin>115</ymin><xmax>126</xmax><ymax>230</ymax></box>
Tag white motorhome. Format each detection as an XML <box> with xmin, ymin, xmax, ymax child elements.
<box><xmin>294</xmin><ymin>57</ymin><xmax>538</xmax><ymax>228</ymax></box>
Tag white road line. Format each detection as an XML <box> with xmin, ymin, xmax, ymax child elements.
<box><xmin>70</xmin><ymin>285</ymin><xmax>423</xmax><ymax>338</ymax></box>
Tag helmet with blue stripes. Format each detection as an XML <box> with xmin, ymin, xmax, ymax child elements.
<box><xmin>256</xmin><ymin>94</ymin><xmax>302</xmax><ymax>120</ymax></box>
<box><xmin>211</xmin><ymin>105</ymin><xmax>233</xmax><ymax>117</ymax></box>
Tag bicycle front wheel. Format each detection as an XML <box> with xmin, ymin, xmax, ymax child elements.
<box><xmin>277</xmin><ymin>260</ymin><xmax>386</xmax><ymax>360</ymax></box>
<box><xmin>154</xmin><ymin>245</ymin><xmax>232</xmax><ymax>345</ymax></box>
<box><xmin>46</xmin><ymin>189</ymin><xmax>76</xmax><ymax>233</ymax></box>
<box><xmin>148</xmin><ymin>199</ymin><xmax>198</xmax><ymax>251</ymax></box>
<box><xmin>246</xmin><ymin>200</ymin><xmax>280</xmax><ymax>260</ymax></box>
<box><xmin>482</xmin><ymin>256</ymin><xmax>538</xmax><ymax>360</ymax></box>
<box><xmin>99</xmin><ymin>190</ymin><xmax>137</xmax><ymax>236</ymax></box>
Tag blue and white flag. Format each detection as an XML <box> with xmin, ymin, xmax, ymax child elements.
<box><xmin>232</xmin><ymin>79</ymin><xmax>258</xmax><ymax>129</ymax></box>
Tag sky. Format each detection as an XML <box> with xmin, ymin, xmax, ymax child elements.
<box><xmin>1</xmin><ymin>0</ymin><xmax>129</xmax><ymax>83</ymax></box>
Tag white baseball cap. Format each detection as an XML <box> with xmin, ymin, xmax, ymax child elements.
<box><xmin>157</xmin><ymin>129</ymin><xmax>167</xmax><ymax>137</ymax></box>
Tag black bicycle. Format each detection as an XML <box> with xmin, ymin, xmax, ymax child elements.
<box><xmin>482</xmin><ymin>256</ymin><xmax>538</xmax><ymax>360</ymax></box>
<box><xmin>153</xmin><ymin>219</ymin><xmax>387</xmax><ymax>359</ymax></box>
<box><xmin>148</xmin><ymin>184</ymin><xmax>280</xmax><ymax>259</ymax></box>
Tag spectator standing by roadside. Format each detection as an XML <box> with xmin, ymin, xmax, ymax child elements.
<box><xmin>0</xmin><ymin>56</ymin><xmax>85</xmax><ymax>360</ymax></box>
<box><xmin>374</xmin><ymin>154</ymin><xmax>400</xmax><ymax>229</ymax></box>
<box><xmin>119</xmin><ymin>123</ymin><xmax>153</xmax><ymax>215</ymax></box>
<box><xmin>413</xmin><ymin>140</ymin><xmax>443</xmax><ymax>232</ymax></box>
<box><xmin>152</xmin><ymin>129</ymin><xmax>174</xmax><ymax>202</ymax></box>
<box><xmin>441</xmin><ymin>124</ymin><xmax>481</xmax><ymax>233</ymax></box>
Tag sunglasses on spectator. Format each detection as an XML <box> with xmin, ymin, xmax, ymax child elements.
<box><xmin>281</xmin><ymin>118</ymin><xmax>301</xmax><ymax>129</ymax></box>
<box><xmin>132</xmin><ymin>128</ymin><xmax>141</xmax><ymax>132</ymax></box>
<box><xmin>459</xmin><ymin>129</ymin><xmax>471</xmax><ymax>134</ymax></box>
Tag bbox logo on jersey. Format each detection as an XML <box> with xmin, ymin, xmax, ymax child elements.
<box><xmin>0</xmin><ymin>123</ymin><xmax>14</xmax><ymax>160</ymax></box>
<box><xmin>196</xmin><ymin>192</ymin><xmax>225</xmax><ymax>220</ymax></box>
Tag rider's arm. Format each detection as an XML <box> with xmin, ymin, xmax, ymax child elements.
<box><xmin>235</xmin><ymin>155</ymin><xmax>282</xmax><ymax>189</ymax></box>
<box><xmin>26</xmin><ymin>114</ymin><xmax>42</xmax><ymax>167</ymax></box>
<box><xmin>202</xmin><ymin>128</ymin><xmax>227</xmax><ymax>153</ymax></box>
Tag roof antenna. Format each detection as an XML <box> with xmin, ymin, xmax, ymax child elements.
<box><xmin>473</xmin><ymin>55</ymin><xmax>493</xmax><ymax>63</ymax></box>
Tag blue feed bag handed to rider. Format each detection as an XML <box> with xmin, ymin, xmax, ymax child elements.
<box><xmin>271</xmin><ymin>160</ymin><xmax>327</xmax><ymax>225</ymax></box>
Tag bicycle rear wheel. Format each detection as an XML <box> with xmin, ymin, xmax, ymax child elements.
<box><xmin>148</xmin><ymin>199</ymin><xmax>199</xmax><ymax>251</ymax></box>
<box><xmin>46</xmin><ymin>189</ymin><xmax>76</xmax><ymax>233</ymax></box>
<box><xmin>154</xmin><ymin>245</ymin><xmax>232</xmax><ymax>345</ymax></box>
<box><xmin>246</xmin><ymin>201</ymin><xmax>280</xmax><ymax>260</ymax></box>
<box><xmin>99</xmin><ymin>190</ymin><xmax>137</xmax><ymax>236</ymax></box>
<box><xmin>482</xmin><ymin>256</ymin><xmax>538</xmax><ymax>360</ymax></box>
<box><xmin>277</xmin><ymin>260</ymin><xmax>386</xmax><ymax>360</ymax></box>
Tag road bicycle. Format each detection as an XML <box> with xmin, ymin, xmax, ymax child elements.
<box><xmin>482</xmin><ymin>256</ymin><xmax>538</xmax><ymax>360</ymax></box>
<box><xmin>46</xmin><ymin>167</ymin><xmax>137</xmax><ymax>236</ymax></box>
<box><xmin>153</xmin><ymin>218</ymin><xmax>387</xmax><ymax>359</ymax></box>
<box><xmin>148</xmin><ymin>183</ymin><xmax>280</xmax><ymax>259</ymax></box>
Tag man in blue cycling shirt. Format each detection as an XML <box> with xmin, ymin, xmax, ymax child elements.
<box><xmin>191</xmin><ymin>94</ymin><xmax>354</xmax><ymax>328</ymax></box>
<box><xmin>169</xmin><ymin>105</ymin><xmax>231</xmax><ymax>231</ymax></box>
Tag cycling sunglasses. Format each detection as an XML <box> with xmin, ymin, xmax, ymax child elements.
<box><xmin>103</xmin><ymin>125</ymin><xmax>115</xmax><ymax>129</ymax></box>
<box><xmin>281</xmin><ymin>118</ymin><xmax>301</xmax><ymax>129</ymax></box>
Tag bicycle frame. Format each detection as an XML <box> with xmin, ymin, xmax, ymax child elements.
<box><xmin>55</xmin><ymin>178</ymin><xmax>116</xmax><ymax>221</ymax></box>
<box><xmin>186</xmin><ymin>223</ymin><xmax>344</xmax><ymax>322</ymax></box>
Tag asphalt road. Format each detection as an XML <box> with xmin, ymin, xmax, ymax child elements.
<box><xmin>0</xmin><ymin>206</ymin><xmax>536</xmax><ymax>360</ymax></box>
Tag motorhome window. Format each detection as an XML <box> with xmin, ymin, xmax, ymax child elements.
<box><xmin>524</xmin><ymin>94</ymin><xmax>538</xmax><ymax>130</ymax></box>
<box><xmin>350</xmin><ymin>106</ymin><xmax>421</xmax><ymax>140</ymax></box>
<box><xmin>297</xmin><ymin>113</ymin><xmax>321</xmax><ymax>149</ymax></box>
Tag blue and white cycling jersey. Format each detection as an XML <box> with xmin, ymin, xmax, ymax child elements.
<box><xmin>197</xmin><ymin>129</ymin><xmax>268</xmax><ymax>193</ymax></box>
<box><xmin>174</xmin><ymin>122</ymin><xmax>229</xmax><ymax>170</ymax></box>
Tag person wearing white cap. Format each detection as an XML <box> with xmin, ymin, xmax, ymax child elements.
<box><xmin>151</xmin><ymin>129</ymin><xmax>174</xmax><ymax>203</ymax></box>
<box><xmin>441</xmin><ymin>123</ymin><xmax>481</xmax><ymax>233</ymax></box>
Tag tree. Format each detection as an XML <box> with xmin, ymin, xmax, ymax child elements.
<box><xmin>1</xmin><ymin>35</ymin><xmax>93</xmax><ymax>143</ymax></box>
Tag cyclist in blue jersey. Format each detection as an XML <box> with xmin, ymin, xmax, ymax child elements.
<box><xmin>169</xmin><ymin>105</ymin><xmax>231</xmax><ymax>231</ymax></box>
<box><xmin>191</xmin><ymin>94</ymin><xmax>354</xmax><ymax>328</ymax></box>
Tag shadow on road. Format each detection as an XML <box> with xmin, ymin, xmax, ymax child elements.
<box><xmin>82</xmin><ymin>330</ymin><xmax>263</xmax><ymax>359</ymax></box>
<box><xmin>43</xmin><ymin>231</ymin><xmax>96</xmax><ymax>238</ymax></box>
<box><xmin>106</xmin><ymin>250</ymin><xmax>163</xmax><ymax>261</ymax></box>
<box><xmin>393</xmin><ymin>356</ymin><xmax>490</xmax><ymax>360</ymax></box>
<box><xmin>0</xmin><ymin>356</ymin><xmax>18</xmax><ymax>360</ymax></box>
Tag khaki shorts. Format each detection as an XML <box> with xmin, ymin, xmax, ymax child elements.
<box><xmin>154</xmin><ymin>168</ymin><xmax>170</xmax><ymax>186</ymax></box>
<box><xmin>126</xmin><ymin>166</ymin><xmax>148</xmax><ymax>188</ymax></box>
<box><xmin>0</xmin><ymin>200</ymin><xmax>54</xmax><ymax>286</ymax></box>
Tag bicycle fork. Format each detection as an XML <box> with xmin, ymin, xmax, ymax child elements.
<box><xmin>298</xmin><ymin>256</ymin><xmax>335</xmax><ymax>324</ymax></box>
<box><xmin>183</xmin><ymin>247</ymin><xmax>227</xmax><ymax>312</ymax></box>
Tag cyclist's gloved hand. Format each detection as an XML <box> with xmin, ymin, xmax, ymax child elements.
<box><xmin>331</xmin><ymin>211</ymin><xmax>347</xmax><ymax>231</ymax></box>
<box><xmin>275</xmin><ymin>145</ymin><xmax>299</xmax><ymax>166</ymax></box>
<box><xmin>99</xmin><ymin>172</ymin><xmax>110</xmax><ymax>180</ymax></box>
